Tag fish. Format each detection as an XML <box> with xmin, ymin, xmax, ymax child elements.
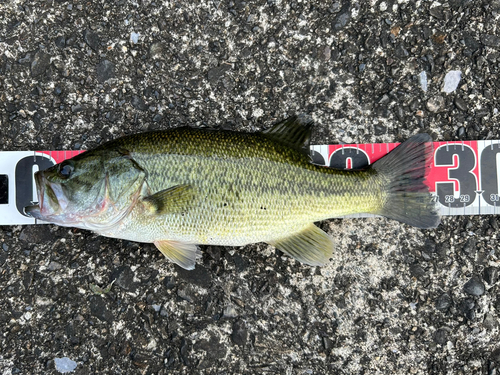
<box><xmin>25</xmin><ymin>116</ymin><xmax>440</xmax><ymax>270</ymax></box>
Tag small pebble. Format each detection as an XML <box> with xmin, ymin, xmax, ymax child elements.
<box><xmin>484</xmin><ymin>313</ymin><xmax>498</xmax><ymax>330</ymax></box>
<box><xmin>433</xmin><ymin>328</ymin><xmax>447</xmax><ymax>345</ymax></box>
<box><xmin>31</xmin><ymin>51</ymin><xmax>51</xmax><ymax>77</ymax></box>
<box><xmin>322</xmin><ymin>46</ymin><xmax>331</xmax><ymax>61</ymax></box>
<box><xmin>332</xmin><ymin>10</ymin><xmax>351</xmax><ymax>31</ymax></box>
<box><xmin>96</xmin><ymin>60</ymin><xmax>115</xmax><ymax>82</ymax></box>
<box><xmin>177</xmin><ymin>288</ymin><xmax>194</xmax><ymax>303</ymax></box>
<box><xmin>89</xmin><ymin>295</ymin><xmax>114</xmax><ymax>322</ymax></box>
<box><xmin>83</xmin><ymin>29</ymin><xmax>100</xmax><ymax>51</ymax></box>
<box><xmin>423</xmin><ymin>239</ymin><xmax>436</xmax><ymax>254</ymax></box>
<box><xmin>47</xmin><ymin>261</ymin><xmax>62</xmax><ymax>271</ymax></box>
<box><xmin>131</xmin><ymin>96</ymin><xmax>148</xmax><ymax>111</ymax></box>
<box><xmin>490</xmin><ymin>217</ymin><xmax>499</xmax><ymax>230</ymax></box>
<box><xmin>443</xmin><ymin>70</ymin><xmax>461</xmax><ymax>93</ymax></box>
<box><xmin>54</xmin><ymin>357</ymin><xmax>77</xmax><ymax>373</ymax></box>
<box><xmin>149</xmin><ymin>42</ymin><xmax>165</xmax><ymax>59</ymax></box>
<box><xmin>458</xmin><ymin>298</ymin><xmax>475</xmax><ymax>320</ymax></box>
<box><xmin>378</xmin><ymin>94</ymin><xmax>390</xmax><ymax>104</ymax></box>
<box><xmin>322</xmin><ymin>337</ymin><xmax>333</xmax><ymax>352</ymax></box>
<box><xmin>483</xmin><ymin>267</ymin><xmax>498</xmax><ymax>285</ymax></box>
<box><xmin>130</xmin><ymin>32</ymin><xmax>140</xmax><ymax>44</ymax></box>
<box><xmin>435</xmin><ymin>293</ymin><xmax>452</xmax><ymax>310</ymax></box>
<box><xmin>454</xmin><ymin>97</ymin><xmax>468</xmax><ymax>111</ymax></box>
<box><xmin>462</xmin><ymin>237</ymin><xmax>476</xmax><ymax>257</ymax></box>
<box><xmin>395</xmin><ymin>106</ymin><xmax>405</xmax><ymax>121</ymax></box>
<box><xmin>223</xmin><ymin>305</ymin><xmax>238</xmax><ymax>318</ymax></box>
<box><xmin>71</xmin><ymin>104</ymin><xmax>84</xmax><ymax>113</ymax></box>
<box><xmin>409</xmin><ymin>98</ymin><xmax>420</xmax><ymax>111</ymax></box>
<box><xmin>419</xmin><ymin>71</ymin><xmax>428</xmax><ymax>92</ymax></box>
<box><xmin>492</xmin><ymin>347</ymin><xmax>500</xmax><ymax>363</ymax></box>
<box><xmin>55</xmin><ymin>36</ymin><xmax>66</xmax><ymax>49</ymax></box>
<box><xmin>481</xmin><ymin>34</ymin><xmax>500</xmax><ymax>48</ymax></box>
<box><xmin>463</xmin><ymin>275</ymin><xmax>485</xmax><ymax>296</ymax></box>
<box><xmin>111</xmin><ymin>265</ymin><xmax>139</xmax><ymax>292</ymax></box>
<box><xmin>410</xmin><ymin>264</ymin><xmax>426</xmax><ymax>280</ymax></box>
<box><xmin>231</xmin><ymin>320</ymin><xmax>247</xmax><ymax>346</ymax></box>
<box><xmin>426</xmin><ymin>96</ymin><xmax>445</xmax><ymax>112</ymax></box>
<box><xmin>394</xmin><ymin>44</ymin><xmax>409</xmax><ymax>58</ymax></box>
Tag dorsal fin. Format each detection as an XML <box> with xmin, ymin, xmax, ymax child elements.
<box><xmin>262</xmin><ymin>115</ymin><xmax>313</xmax><ymax>152</ymax></box>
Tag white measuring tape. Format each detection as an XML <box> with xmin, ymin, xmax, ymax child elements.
<box><xmin>1</xmin><ymin>141</ymin><xmax>499</xmax><ymax>225</ymax></box>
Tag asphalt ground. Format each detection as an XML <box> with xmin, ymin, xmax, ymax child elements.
<box><xmin>1</xmin><ymin>0</ymin><xmax>500</xmax><ymax>374</ymax></box>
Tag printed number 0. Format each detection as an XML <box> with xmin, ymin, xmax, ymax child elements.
<box><xmin>15</xmin><ymin>155</ymin><xmax>55</xmax><ymax>217</ymax></box>
<box><xmin>481</xmin><ymin>144</ymin><xmax>500</xmax><ymax>206</ymax></box>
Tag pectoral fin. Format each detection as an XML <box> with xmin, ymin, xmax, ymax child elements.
<box><xmin>143</xmin><ymin>184</ymin><xmax>196</xmax><ymax>215</ymax></box>
<box><xmin>268</xmin><ymin>224</ymin><xmax>334</xmax><ymax>266</ymax></box>
<box><xmin>154</xmin><ymin>240</ymin><xmax>202</xmax><ymax>270</ymax></box>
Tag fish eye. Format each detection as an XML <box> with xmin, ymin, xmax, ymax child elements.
<box><xmin>58</xmin><ymin>162</ymin><xmax>74</xmax><ymax>178</ymax></box>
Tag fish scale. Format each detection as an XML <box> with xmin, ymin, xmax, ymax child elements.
<box><xmin>109</xmin><ymin>152</ymin><xmax>378</xmax><ymax>245</ymax></box>
<box><xmin>108</xmin><ymin>134</ymin><xmax>375</xmax><ymax>235</ymax></box>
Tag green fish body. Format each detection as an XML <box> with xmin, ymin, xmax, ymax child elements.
<box><xmin>26</xmin><ymin>116</ymin><xmax>440</xmax><ymax>269</ymax></box>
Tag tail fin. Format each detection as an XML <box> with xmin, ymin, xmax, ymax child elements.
<box><xmin>372</xmin><ymin>134</ymin><xmax>440</xmax><ymax>229</ymax></box>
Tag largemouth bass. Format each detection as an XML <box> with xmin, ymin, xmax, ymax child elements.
<box><xmin>25</xmin><ymin>116</ymin><xmax>440</xmax><ymax>269</ymax></box>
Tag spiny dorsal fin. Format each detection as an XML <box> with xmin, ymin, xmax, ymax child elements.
<box><xmin>154</xmin><ymin>240</ymin><xmax>202</xmax><ymax>270</ymax></box>
<box><xmin>268</xmin><ymin>223</ymin><xmax>334</xmax><ymax>266</ymax></box>
<box><xmin>143</xmin><ymin>184</ymin><xmax>196</xmax><ymax>215</ymax></box>
<box><xmin>263</xmin><ymin>115</ymin><xmax>313</xmax><ymax>152</ymax></box>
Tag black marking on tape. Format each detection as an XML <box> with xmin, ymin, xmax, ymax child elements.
<box><xmin>0</xmin><ymin>175</ymin><xmax>8</xmax><ymax>204</ymax></box>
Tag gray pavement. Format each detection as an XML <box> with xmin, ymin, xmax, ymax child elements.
<box><xmin>1</xmin><ymin>0</ymin><xmax>500</xmax><ymax>374</ymax></box>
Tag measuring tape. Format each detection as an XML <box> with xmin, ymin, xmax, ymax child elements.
<box><xmin>1</xmin><ymin>140</ymin><xmax>499</xmax><ymax>225</ymax></box>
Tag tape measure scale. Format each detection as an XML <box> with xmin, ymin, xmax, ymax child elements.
<box><xmin>0</xmin><ymin>141</ymin><xmax>499</xmax><ymax>225</ymax></box>
<box><xmin>311</xmin><ymin>140</ymin><xmax>500</xmax><ymax>216</ymax></box>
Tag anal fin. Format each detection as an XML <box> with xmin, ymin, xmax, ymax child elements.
<box><xmin>154</xmin><ymin>240</ymin><xmax>202</xmax><ymax>270</ymax></box>
<box><xmin>268</xmin><ymin>224</ymin><xmax>334</xmax><ymax>266</ymax></box>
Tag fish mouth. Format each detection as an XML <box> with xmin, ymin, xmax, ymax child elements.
<box><xmin>24</xmin><ymin>172</ymin><xmax>66</xmax><ymax>220</ymax></box>
<box><xmin>24</xmin><ymin>172</ymin><xmax>45</xmax><ymax>219</ymax></box>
